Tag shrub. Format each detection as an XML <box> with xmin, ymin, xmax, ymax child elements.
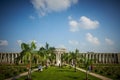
<box><xmin>0</xmin><ymin>74</ymin><xmax>5</xmax><ymax>80</ymax></box>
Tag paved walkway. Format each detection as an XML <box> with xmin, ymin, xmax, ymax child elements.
<box><xmin>5</xmin><ymin>68</ymin><xmax>38</xmax><ymax>80</ymax></box>
<box><xmin>76</xmin><ymin>67</ymin><xmax>112</xmax><ymax>80</ymax></box>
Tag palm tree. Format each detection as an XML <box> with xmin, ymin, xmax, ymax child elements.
<box><xmin>61</xmin><ymin>52</ymin><xmax>69</xmax><ymax>66</ymax></box>
<box><xmin>45</xmin><ymin>42</ymin><xmax>49</xmax><ymax>50</ymax></box>
<box><xmin>70</xmin><ymin>49</ymin><xmax>79</xmax><ymax>72</ymax></box>
<box><xmin>82</xmin><ymin>57</ymin><xmax>93</xmax><ymax>80</ymax></box>
<box><xmin>74</xmin><ymin>49</ymin><xmax>79</xmax><ymax>72</ymax></box>
<box><xmin>48</xmin><ymin>47</ymin><xmax>55</xmax><ymax>65</ymax></box>
<box><xmin>32</xmin><ymin>52</ymin><xmax>41</xmax><ymax>64</ymax></box>
<box><xmin>38</xmin><ymin>47</ymin><xmax>47</xmax><ymax>65</ymax></box>
<box><xmin>18</xmin><ymin>41</ymin><xmax>36</xmax><ymax>80</ymax></box>
<box><xmin>38</xmin><ymin>43</ymin><xmax>55</xmax><ymax>66</ymax></box>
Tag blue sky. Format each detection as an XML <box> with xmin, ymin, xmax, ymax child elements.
<box><xmin>0</xmin><ymin>0</ymin><xmax>120</xmax><ymax>53</ymax></box>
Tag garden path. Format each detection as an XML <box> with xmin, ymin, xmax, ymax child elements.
<box><xmin>5</xmin><ymin>68</ymin><xmax>38</xmax><ymax>80</ymax></box>
<box><xmin>76</xmin><ymin>67</ymin><xmax>112</xmax><ymax>80</ymax></box>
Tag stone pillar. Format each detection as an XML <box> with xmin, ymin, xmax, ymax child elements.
<box><xmin>0</xmin><ymin>53</ymin><xmax>2</xmax><ymax>63</ymax></box>
<box><xmin>96</xmin><ymin>54</ymin><xmax>98</xmax><ymax>63</ymax></box>
<box><xmin>92</xmin><ymin>54</ymin><xmax>94</xmax><ymax>63</ymax></box>
<box><xmin>4</xmin><ymin>53</ymin><xmax>6</xmax><ymax>63</ymax></box>
<box><xmin>101</xmin><ymin>54</ymin><xmax>103</xmax><ymax>64</ymax></box>
<box><xmin>117</xmin><ymin>53</ymin><xmax>120</xmax><ymax>64</ymax></box>
<box><xmin>106</xmin><ymin>54</ymin><xmax>108</xmax><ymax>64</ymax></box>
<box><xmin>55</xmin><ymin>48</ymin><xmax>66</xmax><ymax>66</ymax></box>
<box><xmin>104</xmin><ymin>53</ymin><xmax>107</xmax><ymax>63</ymax></box>
<box><xmin>10</xmin><ymin>53</ymin><xmax>12</xmax><ymax>63</ymax></box>
<box><xmin>6</xmin><ymin>54</ymin><xmax>8</xmax><ymax>63</ymax></box>
<box><xmin>98</xmin><ymin>54</ymin><xmax>101</xmax><ymax>63</ymax></box>
<box><xmin>89</xmin><ymin>54</ymin><xmax>91</xmax><ymax>60</ymax></box>
<box><xmin>2</xmin><ymin>53</ymin><xmax>4</xmax><ymax>63</ymax></box>
<box><xmin>110</xmin><ymin>53</ymin><xmax>115</xmax><ymax>63</ymax></box>
<box><xmin>114</xmin><ymin>54</ymin><xmax>117</xmax><ymax>63</ymax></box>
<box><xmin>8</xmin><ymin>54</ymin><xmax>10</xmax><ymax>64</ymax></box>
<box><xmin>103</xmin><ymin>54</ymin><xmax>105</xmax><ymax>64</ymax></box>
<box><xmin>56</xmin><ymin>52</ymin><xmax>61</xmax><ymax>66</ymax></box>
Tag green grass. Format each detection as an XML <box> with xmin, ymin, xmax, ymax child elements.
<box><xmin>17</xmin><ymin>66</ymin><xmax>101</xmax><ymax>80</ymax></box>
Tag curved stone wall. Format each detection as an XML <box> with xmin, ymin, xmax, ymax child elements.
<box><xmin>80</xmin><ymin>52</ymin><xmax>120</xmax><ymax>64</ymax></box>
<box><xmin>0</xmin><ymin>53</ymin><xmax>19</xmax><ymax>64</ymax></box>
<box><xmin>0</xmin><ymin>52</ymin><xmax>120</xmax><ymax>64</ymax></box>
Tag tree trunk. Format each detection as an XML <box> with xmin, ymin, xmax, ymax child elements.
<box><xmin>86</xmin><ymin>70</ymin><xmax>88</xmax><ymax>80</ymax></box>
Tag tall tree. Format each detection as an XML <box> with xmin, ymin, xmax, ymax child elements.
<box><xmin>82</xmin><ymin>57</ymin><xmax>93</xmax><ymax>80</ymax></box>
<box><xmin>74</xmin><ymin>49</ymin><xmax>79</xmax><ymax>72</ymax></box>
<box><xmin>45</xmin><ymin>42</ymin><xmax>49</xmax><ymax>50</ymax></box>
<box><xmin>18</xmin><ymin>41</ymin><xmax>36</xmax><ymax>80</ymax></box>
<box><xmin>39</xmin><ymin>43</ymin><xmax>55</xmax><ymax>66</ymax></box>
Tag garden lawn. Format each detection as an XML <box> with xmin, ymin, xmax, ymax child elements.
<box><xmin>17</xmin><ymin>66</ymin><xmax>101</xmax><ymax>80</ymax></box>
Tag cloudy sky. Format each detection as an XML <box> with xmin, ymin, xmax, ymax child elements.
<box><xmin>0</xmin><ymin>0</ymin><xmax>120</xmax><ymax>53</ymax></box>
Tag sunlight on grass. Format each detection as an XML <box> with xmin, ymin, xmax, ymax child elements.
<box><xmin>17</xmin><ymin>66</ymin><xmax>101</xmax><ymax>80</ymax></box>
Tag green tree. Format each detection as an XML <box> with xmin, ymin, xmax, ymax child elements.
<box><xmin>38</xmin><ymin>43</ymin><xmax>55</xmax><ymax>66</ymax></box>
<box><xmin>82</xmin><ymin>57</ymin><xmax>93</xmax><ymax>80</ymax></box>
<box><xmin>48</xmin><ymin>47</ymin><xmax>56</xmax><ymax>65</ymax></box>
<box><xmin>38</xmin><ymin>47</ymin><xmax>47</xmax><ymax>65</ymax></box>
<box><xmin>61</xmin><ymin>53</ymin><xmax>68</xmax><ymax>65</ymax></box>
<box><xmin>72</xmin><ymin>49</ymin><xmax>79</xmax><ymax>72</ymax></box>
<box><xmin>19</xmin><ymin>41</ymin><xmax>36</xmax><ymax>79</ymax></box>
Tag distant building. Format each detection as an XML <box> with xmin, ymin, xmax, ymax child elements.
<box><xmin>0</xmin><ymin>49</ymin><xmax>120</xmax><ymax>64</ymax></box>
<box><xmin>79</xmin><ymin>52</ymin><xmax>120</xmax><ymax>64</ymax></box>
<box><xmin>0</xmin><ymin>53</ymin><xmax>19</xmax><ymax>64</ymax></box>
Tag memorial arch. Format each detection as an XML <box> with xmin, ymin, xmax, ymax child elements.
<box><xmin>54</xmin><ymin>48</ymin><xmax>66</xmax><ymax>66</ymax></box>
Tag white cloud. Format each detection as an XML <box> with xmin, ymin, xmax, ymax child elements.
<box><xmin>79</xmin><ymin>16</ymin><xmax>99</xmax><ymax>29</ymax></box>
<box><xmin>0</xmin><ymin>40</ymin><xmax>8</xmax><ymax>46</ymax></box>
<box><xmin>31</xmin><ymin>0</ymin><xmax>78</xmax><ymax>16</ymax></box>
<box><xmin>86</xmin><ymin>33</ymin><xmax>100</xmax><ymax>45</ymax></box>
<box><xmin>68</xmin><ymin>40</ymin><xmax>79</xmax><ymax>45</ymax></box>
<box><xmin>105</xmin><ymin>38</ymin><xmax>114</xmax><ymax>45</ymax></box>
<box><xmin>69</xmin><ymin>20</ymin><xmax>79</xmax><ymax>32</ymax></box>
<box><xmin>68</xmin><ymin>16</ymin><xmax>99</xmax><ymax>32</ymax></box>
<box><xmin>29</xmin><ymin>15</ymin><xmax>35</xmax><ymax>20</ymax></box>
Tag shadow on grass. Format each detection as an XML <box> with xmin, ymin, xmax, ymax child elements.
<box><xmin>57</xmin><ymin>69</ymin><xmax>74</xmax><ymax>72</ymax></box>
<box><xmin>66</xmin><ymin>75</ymin><xmax>80</xmax><ymax>79</ymax></box>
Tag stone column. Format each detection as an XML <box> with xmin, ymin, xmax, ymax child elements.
<box><xmin>56</xmin><ymin>52</ymin><xmax>61</xmax><ymax>66</ymax></box>
<box><xmin>101</xmin><ymin>54</ymin><xmax>103</xmax><ymax>64</ymax></box>
<box><xmin>106</xmin><ymin>54</ymin><xmax>109</xmax><ymax>64</ymax></box>
<box><xmin>6</xmin><ymin>53</ymin><xmax>8</xmax><ymax>63</ymax></box>
<box><xmin>0</xmin><ymin>53</ymin><xmax>2</xmax><ymax>63</ymax></box>
<box><xmin>8</xmin><ymin>54</ymin><xmax>10</xmax><ymax>64</ymax></box>
<box><xmin>103</xmin><ymin>54</ymin><xmax>105</xmax><ymax>64</ymax></box>
<box><xmin>96</xmin><ymin>54</ymin><xmax>98</xmax><ymax>63</ymax></box>
<box><xmin>98</xmin><ymin>54</ymin><xmax>101</xmax><ymax>63</ymax></box>
<box><xmin>117</xmin><ymin>53</ymin><xmax>120</xmax><ymax>64</ymax></box>
<box><xmin>92</xmin><ymin>54</ymin><xmax>94</xmax><ymax>63</ymax></box>
<box><xmin>11</xmin><ymin>54</ymin><xmax>13</xmax><ymax>63</ymax></box>
<box><xmin>114</xmin><ymin>54</ymin><xmax>117</xmax><ymax>63</ymax></box>
<box><xmin>3</xmin><ymin>54</ymin><xmax>5</xmax><ymax>63</ymax></box>
<box><xmin>110</xmin><ymin>54</ymin><xmax>112</xmax><ymax>63</ymax></box>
